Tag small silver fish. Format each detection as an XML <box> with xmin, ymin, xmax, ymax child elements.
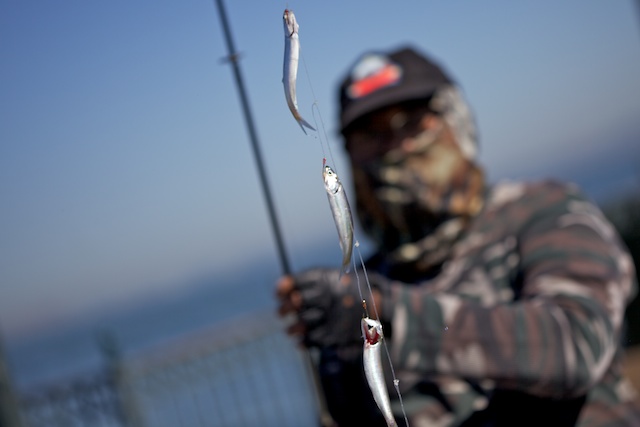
<box><xmin>282</xmin><ymin>9</ymin><xmax>315</xmax><ymax>134</ymax></box>
<box><xmin>322</xmin><ymin>161</ymin><xmax>353</xmax><ymax>274</ymax></box>
<box><xmin>362</xmin><ymin>317</ymin><xmax>397</xmax><ymax>427</ymax></box>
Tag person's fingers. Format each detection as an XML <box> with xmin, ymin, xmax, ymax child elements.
<box><xmin>276</xmin><ymin>275</ymin><xmax>299</xmax><ymax>317</ymax></box>
<box><xmin>291</xmin><ymin>289</ymin><xmax>302</xmax><ymax>310</ymax></box>
<box><xmin>275</xmin><ymin>275</ymin><xmax>296</xmax><ymax>298</ymax></box>
<box><xmin>277</xmin><ymin>294</ymin><xmax>294</xmax><ymax>316</ymax></box>
<box><xmin>277</xmin><ymin>289</ymin><xmax>303</xmax><ymax>316</ymax></box>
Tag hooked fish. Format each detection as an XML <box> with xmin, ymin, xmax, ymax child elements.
<box><xmin>282</xmin><ymin>9</ymin><xmax>315</xmax><ymax>134</ymax></box>
<box><xmin>322</xmin><ymin>161</ymin><xmax>353</xmax><ymax>275</ymax></box>
<box><xmin>362</xmin><ymin>317</ymin><xmax>397</xmax><ymax>427</ymax></box>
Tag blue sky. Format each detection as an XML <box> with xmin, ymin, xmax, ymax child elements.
<box><xmin>1</xmin><ymin>1</ymin><xmax>639</xmax><ymax>340</ymax></box>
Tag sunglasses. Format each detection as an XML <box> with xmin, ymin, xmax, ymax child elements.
<box><xmin>344</xmin><ymin>106</ymin><xmax>441</xmax><ymax>164</ymax></box>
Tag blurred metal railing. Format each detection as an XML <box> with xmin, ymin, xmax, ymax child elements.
<box><xmin>18</xmin><ymin>310</ymin><xmax>319</xmax><ymax>427</ymax></box>
<box><xmin>19</xmin><ymin>372</ymin><xmax>122</xmax><ymax>427</ymax></box>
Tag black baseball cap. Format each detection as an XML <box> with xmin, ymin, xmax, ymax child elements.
<box><xmin>338</xmin><ymin>46</ymin><xmax>453</xmax><ymax>133</ymax></box>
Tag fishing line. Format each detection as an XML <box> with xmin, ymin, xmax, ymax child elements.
<box><xmin>351</xmin><ymin>246</ymin><xmax>368</xmax><ymax>318</ymax></box>
<box><xmin>299</xmin><ymin>47</ymin><xmax>339</xmax><ymax>173</ymax></box>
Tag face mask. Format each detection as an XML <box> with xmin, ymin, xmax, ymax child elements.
<box><xmin>352</xmin><ymin>121</ymin><xmax>483</xmax><ymax>249</ymax></box>
<box><xmin>346</xmin><ymin>87</ymin><xmax>484</xmax><ymax>272</ymax></box>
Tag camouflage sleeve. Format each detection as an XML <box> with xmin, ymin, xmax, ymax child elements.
<box><xmin>390</xmin><ymin>185</ymin><xmax>637</xmax><ymax>398</ymax></box>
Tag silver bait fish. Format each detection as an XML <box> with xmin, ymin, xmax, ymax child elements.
<box><xmin>322</xmin><ymin>160</ymin><xmax>353</xmax><ymax>275</ymax></box>
<box><xmin>362</xmin><ymin>317</ymin><xmax>397</xmax><ymax>427</ymax></box>
<box><xmin>282</xmin><ymin>9</ymin><xmax>315</xmax><ymax>134</ymax></box>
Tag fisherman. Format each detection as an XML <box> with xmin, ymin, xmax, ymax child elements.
<box><xmin>276</xmin><ymin>45</ymin><xmax>640</xmax><ymax>426</ymax></box>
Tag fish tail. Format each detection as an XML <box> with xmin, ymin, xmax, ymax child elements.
<box><xmin>296</xmin><ymin>119</ymin><xmax>308</xmax><ymax>135</ymax></box>
<box><xmin>297</xmin><ymin>116</ymin><xmax>315</xmax><ymax>133</ymax></box>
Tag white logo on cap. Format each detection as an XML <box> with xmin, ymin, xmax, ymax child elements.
<box><xmin>347</xmin><ymin>54</ymin><xmax>402</xmax><ymax>99</ymax></box>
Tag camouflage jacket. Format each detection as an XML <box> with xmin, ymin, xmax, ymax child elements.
<box><xmin>378</xmin><ymin>180</ymin><xmax>640</xmax><ymax>426</ymax></box>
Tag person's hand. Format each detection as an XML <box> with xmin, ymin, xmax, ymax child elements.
<box><xmin>276</xmin><ymin>268</ymin><xmax>391</xmax><ymax>348</ymax></box>
<box><xmin>276</xmin><ymin>268</ymin><xmax>362</xmax><ymax>348</ymax></box>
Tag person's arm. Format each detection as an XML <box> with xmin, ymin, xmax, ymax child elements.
<box><xmin>390</xmin><ymin>193</ymin><xmax>636</xmax><ymax>398</ymax></box>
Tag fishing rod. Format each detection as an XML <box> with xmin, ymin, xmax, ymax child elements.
<box><xmin>214</xmin><ymin>0</ymin><xmax>291</xmax><ymax>276</ymax></box>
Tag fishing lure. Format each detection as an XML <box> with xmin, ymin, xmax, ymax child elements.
<box><xmin>322</xmin><ymin>160</ymin><xmax>353</xmax><ymax>275</ymax></box>
<box><xmin>362</xmin><ymin>317</ymin><xmax>397</xmax><ymax>427</ymax></box>
<box><xmin>283</xmin><ymin>9</ymin><xmax>315</xmax><ymax>134</ymax></box>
